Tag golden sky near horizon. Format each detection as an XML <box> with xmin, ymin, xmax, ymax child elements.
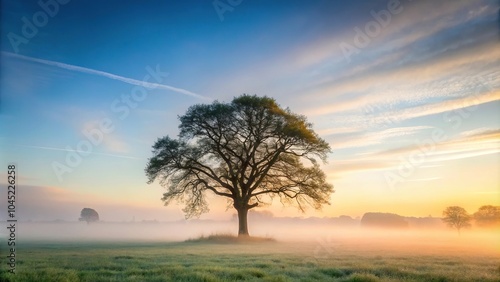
<box><xmin>0</xmin><ymin>0</ymin><xmax>499</xmax><ymax>222</ymax></box>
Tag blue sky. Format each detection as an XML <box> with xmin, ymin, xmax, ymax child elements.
<box><xmin>0</xmin><ymin>0</ymin><xmax>499</xmax><ymax>221</ymax></box>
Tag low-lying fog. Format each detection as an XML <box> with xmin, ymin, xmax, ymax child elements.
<box><xmin>2</xmin><ymin>217</ymin><xmax>498</xmax><ymax>257</ymax></box>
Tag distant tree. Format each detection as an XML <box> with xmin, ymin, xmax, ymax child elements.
<box><xmin>145</xmin><ymin>95</ymin><xmax>334</xmax><ymax>237</ymax></box>
<box><xmin>360</xmin><ymin>212</ymin><xmax>408</xmax><ymax>228</ymax></box>
<box><xmin>473</xmin><ymin>205</ymin><xmax>500</xmax><ymax>228</ymax></box>
<box><xmin>442</xmin><ymin>206</ymin><xmax>471</xmax><ymax>234</ymax></box>
<box><xmin>79</xmin><ymin>208</ymin><xmax>99</xmax><ymax>224</ymax></box>
<box><xmin>333</xmin><ymin>215</ymin><xmax>357</xmax><ymax>226</ymax></box>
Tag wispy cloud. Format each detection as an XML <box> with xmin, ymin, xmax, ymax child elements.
<box><xmin>1</xmin><ymin>52</ymin><xmax>210</xmax><ymax>100</ymax></box>
<box><xmin>459</xmin><ymin>127</ymin><xmax>500</xmax><ymax>137</ymax></box>
<box><xmin>373</xmin><ymin>90</ymin><xmax>500</xmax><ymax>125</ymax></box>
<box><xmin>378</xmin><ymin>129</ymin><xmax>500</xmax><ymax>162</ymax></box>
<box><xmin>406</xmin><ymin>177</ymin><xmax>442</xmax><ymax>182</ymax></box>
<box><xmin>329</xmin><ymin>129</ymin><xmax>500</xmax><ymax>176</ymax></box>
<box><xmin>14</xmin><ymin>144</ymin><xmax>143</xmax><ymax>160</ymax></box>
<box><xmin>331</xmin><ymin>126</ymin><xmax>433</xmax><ymax>150</ymax></box>
<box><xmin>296</xmin><ymin>1</ymin><xmax>499</xmax><ymax>121</ymax></box>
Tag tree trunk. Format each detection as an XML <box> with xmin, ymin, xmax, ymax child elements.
<box><xmin>237</xmin><ymin>208</ymin><xmax>249</xmax><ymax>237</ymax></box>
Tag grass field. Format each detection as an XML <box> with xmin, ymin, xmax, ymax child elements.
<box><xmin>1</xmin><ymin>234</ymin><xmax>499</xmax><ymax>282</ymax></box>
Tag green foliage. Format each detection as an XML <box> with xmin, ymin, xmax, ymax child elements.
<box><xmin>185</xmin><ymin>233</ymin><xmax>276</xmax><ymax>244</ymax></box>
<box><xmin>145</xmin><ymin>94</ymin><xmax>334</xmax><ymax>235</ymax></box>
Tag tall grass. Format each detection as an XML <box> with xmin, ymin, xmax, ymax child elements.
<box><xmin>185</xmin><ymin>233</ymin><xmax>276</xmax><ymax>244</ymax></box>
<box><xmin>0</xmin><ymin>240</ymin><xmax>499</xmax><ymax>281</ymax></box>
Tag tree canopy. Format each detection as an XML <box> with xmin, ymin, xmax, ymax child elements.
<box><xmin>79</xmin><ymin>208</ymin><xmax>99</xmax><ymax>224</ymax></box>
<box><xmin>473</xmin><ymin>205</ymin><xmax>500</xmax><ymax>227</ymax></box>
<box><xmin>442</xmin><ymin>206</ymin><xmax>471</xmax><ymax>234</ymax></box>
<box><xmin>145</xmin><ymin>94</ymin><xmax>334</xmax><ymax>236</ymax></box>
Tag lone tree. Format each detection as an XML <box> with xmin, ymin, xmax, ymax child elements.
<box><xmin>146</xmin><ymin>95</ymin><xmax>333</xmax><ymax>236</ymax></box>
<box><xmin>442</xmin><ymin>206</ymin><xmax>471</xmax><ymax>235</ymax></box>
<box><xmin>473</xmin><ymin>205</ymin><xmax>500</xmax><ymax>228</ymax></box>
<box><xmin>79</xmin><ymin>208</ymin><xmax>99</xmax><ymax>224</ymax></box>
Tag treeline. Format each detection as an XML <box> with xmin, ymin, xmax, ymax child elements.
<box><xmin>441</xmin><ymin>205</ymin><xmax>500</xmax><ymax>234</ymax></box>
<box><xmin>240</xmin><ymin>205</ymin><xmax>500</xmax><ymax>231</ymax></box>
<box><xmin>359</xmin><ymin>213</ymin><xmax>443</xmax><ymax>229</ymax></box>
<box><xmin>359</xmin><ymin>205</ymin><xmax>500</xmax><ymax>231</ymax></box>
